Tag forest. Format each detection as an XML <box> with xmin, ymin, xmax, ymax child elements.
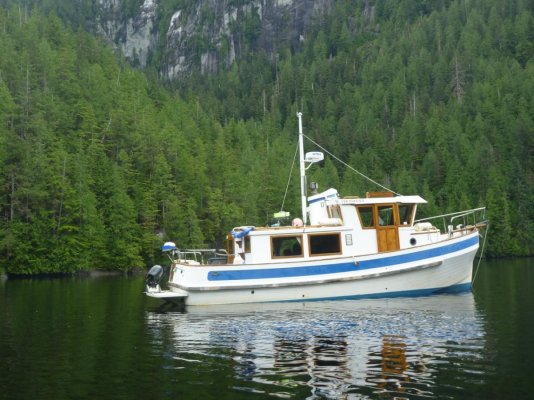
<box><xmin>0</xmin><ymin>0</ymin><xmax>533</xmax><ymax>274</ymax></box>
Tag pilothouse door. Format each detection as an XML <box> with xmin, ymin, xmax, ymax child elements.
<box><xmin>376</xmin><ymin>205</ymin><xmax>400</xmax><ymax>252</ymax></box>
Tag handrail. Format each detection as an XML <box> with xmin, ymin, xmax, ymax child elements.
<box><xmin>180</xmin><ymin>248</ymin><xmax>228</xmax><ymax>253</ymax></box>
<box><xmin>415</xmin><ymin>207</ymin><xmax>486</xmax><ymax>234</ymax></box>
<box><xmin>414</xmin><ymin>207</ymin><xmax>486</xmax><ymax>223</ymax></box>
<box><xmin>167</xmin><ymin>248</ymin><xmax>227</xmax><ymax>264</ymax></box>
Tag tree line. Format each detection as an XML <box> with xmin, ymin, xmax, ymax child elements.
<box><xmin>179</xmin><ymin>0</ymin><xmax>534</xmax><ymax>258</ymax></box>
<box><xmin>0</xmin><ymin>0</ymin><xmax>533</xmax><ymax>274</ymax></box>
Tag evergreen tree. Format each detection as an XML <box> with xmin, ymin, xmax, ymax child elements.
<box><xmin>1</xmin><ymin>1</ymin><xmax>534</xmax><ymax>274</ymax></box>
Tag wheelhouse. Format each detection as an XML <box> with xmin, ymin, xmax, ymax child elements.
<box><xmin>225</xmin><ymin>189</ymin><xmax>429</xmax><ymax>265</ymax></box>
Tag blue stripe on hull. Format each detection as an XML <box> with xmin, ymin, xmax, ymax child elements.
<box><xmin>208</xmin><ymin>236</ymin><xmax>478</xmax><ymax>281</ymax></box>
<box><xmin>284</xmin><ymin>282</ymin><xmax>473</xmax><ymax>303</ymax></box>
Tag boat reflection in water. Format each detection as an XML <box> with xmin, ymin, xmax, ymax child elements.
<box><xmin>145</xmin><ymin>293</ymin><xmax>486</xmax><ymax>398</ymax></box>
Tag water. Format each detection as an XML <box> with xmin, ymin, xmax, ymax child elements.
<box><xmin>0</xmin><ymin>259</ymin><xmax>533</xmax><ymax>399</ymax></box>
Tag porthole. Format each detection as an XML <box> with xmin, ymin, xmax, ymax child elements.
<box><xmin>410</xmin><ymin>238</ymin><xmax>417</xmax><ymax>246</ymax></box>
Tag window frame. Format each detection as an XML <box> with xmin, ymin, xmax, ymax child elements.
<box><xmin>327</xmin><ymin>205</ymin><xmax>343</xmax><ymax>222</ymax></box>
<box><xmin>377</xmin><ymin>204</ymin><xmax>396</xmax><ymax>227</ymax></box>
<box><xmin>308</xmin><ymin>233</ymin><xmax>342</xmax><ymax>257</ymax></box>
<box><xmin>398</xmin><ymin>204</ymin><xmax>415</xmax><ymax>226</ymax></box>
<box><xmin>356</xmin><ymin>205</ymin><xmax>375</xmax><ymax>229</ymax></box>
<box><xmin>270</xmin><ymin>235</ymin><xmax>303</xmax><ymax>259</ymax></box>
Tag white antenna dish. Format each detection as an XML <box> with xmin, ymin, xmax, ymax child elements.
<box><xmin>305</xmin><ymin>151</ymin><xmax>324</xmax><ymax>163</ymax></box>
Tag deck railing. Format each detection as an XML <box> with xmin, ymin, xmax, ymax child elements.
<box><xmin>415</xmin><ymin>207</ymin><xmax>488</xmax><ymax>236</ymax></box>
<box><xmin>167</xmin><ymin>248</ymin><xmax>228</xmax><ymax>264</ymax></box>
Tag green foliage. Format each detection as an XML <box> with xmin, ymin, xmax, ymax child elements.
<box><xmin>175</xmin><ymin>0</ymin><xmax>534</xmax><ymax>258</ymax></box>
<box><xmin>1</xmin><ymin>0</ymin><xmax>533</xmax><ymax>275</ymax></box>
<box><xmin>0</xmin><ymin>9</ymin><xmax>176</xmax><ymax>273</ymax></box>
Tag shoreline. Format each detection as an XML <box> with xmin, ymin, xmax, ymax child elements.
<box><xmin>4</xmin><ymin>267</ymin><xmax>147</xmax><ymax>280</ymax></box>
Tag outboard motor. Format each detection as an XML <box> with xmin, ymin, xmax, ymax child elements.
<box><xmin>146</xmin><ymin>264</ymin><xmax>164</xmax><ymax>292</ymax></box>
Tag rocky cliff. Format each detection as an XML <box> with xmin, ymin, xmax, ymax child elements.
<box><xmin>95</xmin><ymin>0</ymin><xmax>338</xmax><ymax>78</ymax></box>
<box><xmin>96</xmin><ymin>0</ymin><xmax>158</xmax><ymax>69</ymax></box>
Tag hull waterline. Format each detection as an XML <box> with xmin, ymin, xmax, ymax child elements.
<box><xmin>150</xmin><ymin>233</ymin><xmax>478</xmax><ymax>306</ymax></box>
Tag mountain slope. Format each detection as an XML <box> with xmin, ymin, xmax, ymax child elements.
<box><xmin>1</xmin><ymin>1</ymin><xmax>533</xmax><ymax>275</ymax></box>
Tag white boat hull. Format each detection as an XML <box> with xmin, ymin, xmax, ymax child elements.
<box><xmin>155</xmin><ymin>233</ymin><xmax>478</xmax><ymax>306</ymax></box>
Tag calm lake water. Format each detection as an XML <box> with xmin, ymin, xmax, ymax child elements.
<box><xmin>1</xmin><ymin>258</ymin><xmax>533</xmax><ymax>399</ymax></box>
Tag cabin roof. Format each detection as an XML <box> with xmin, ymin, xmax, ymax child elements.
<box><xmin>333</xmin><ymin>195</ymin><xmax>427</xmax><ymax>206</ymax></box>
<box><xmin>308</xmin><ymin>188</ymin><xmax>426</xmax><ymax>207</ymax></box>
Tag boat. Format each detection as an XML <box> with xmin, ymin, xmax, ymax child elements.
<box><xmin>145</xmin><ymin>113</ymin><xmax>488</xmax><ymax>306</ymax></box>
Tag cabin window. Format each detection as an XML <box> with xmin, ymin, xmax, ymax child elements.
<box><xmin>357</xmin><ymin>206</ymin><xmax>374</xmax><ymax>228</ymax></box>
<box><xmin>234</xmin><ymin>236</ymin><xmax>251</xmax><ymax>253</ymax></box>
<box><xmin>327</xmin><ymin>205</ymin><xmax>343</xmax><ymax>222</ymax></box>
<box><xmin>378</xmin><ymin>205</ymin><xmax>395</xmax><ymax>226</ymax></box>
<box><xmin>244</xmin><ymin>236</ymin><xmax>251</xmax><ymax>253</ymax></box>
<box><xmin>271</xmin><ymin>236</ymin><xmax>303</xmax><ymax>258</ymax></box>
<box><xmin>399</xmin><ymin>204</ymin><xmax>415</xmax><ymax>226</ymax></box>
<box><xmin>309</xmin><ymin>233</ymin><xmax>341</xmax><ymax>256</ymax></box>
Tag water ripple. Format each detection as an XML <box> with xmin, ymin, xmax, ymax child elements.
<box><xmin>146</xmin><ymin>293</ymin><xmax>488</xmax><ymax>399</ymax></box>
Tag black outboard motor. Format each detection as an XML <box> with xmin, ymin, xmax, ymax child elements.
<box><xmin>146</xmin><ymin>265</ymin><xmax>164</xmax><ymax>291</ymax></box>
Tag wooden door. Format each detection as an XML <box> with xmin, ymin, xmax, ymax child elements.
<box><xmin>376</xmin><ymin>205</ymin><xmax>400</xmax><ymax>252</ymax></box>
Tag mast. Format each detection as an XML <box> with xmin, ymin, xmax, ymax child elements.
<box><xmin>297</xmin><ymin>112</ymin><xmax>307</xmax><ymax>225</ymax></box>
